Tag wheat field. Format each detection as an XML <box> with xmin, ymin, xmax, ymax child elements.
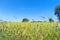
<box><xmin>0</xmin><ymin>22</ymin><xmax>60</xmax><ymax>40</ymax></box>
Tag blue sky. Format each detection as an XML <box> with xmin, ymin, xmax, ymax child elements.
<box><xmin>0</xmin><ymin>0</ymin><xmax>60</xmax><ymax>22</ymax></box>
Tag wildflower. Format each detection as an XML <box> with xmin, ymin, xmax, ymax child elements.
<box><xmin>0</xmin><ymin>28</ymin><xmax>3</xmax><ymax>34</ymax></box>
<box><xmin>0</xmin><ymin>32</ymin><xmax>3</xmax><ymax>34</ymax></box>
<box><xmin>10</xmin><ymin>29</ymin><xmax>13</xmax><ymax>33</ymax></box>
<box><xmin>57</xmin><ymin>31</ymin><xmax>60</xmax><ymax>34</ymax></box>
<box><xmin>11</xmin><ymin>35</ymin><xmax>15</xmax><ymax>39</ymax></box>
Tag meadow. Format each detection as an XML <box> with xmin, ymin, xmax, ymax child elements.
<box><xmin>0</xmin><ymin>22</ymin><xmax>60</xmax><ymax>40</ymax></box>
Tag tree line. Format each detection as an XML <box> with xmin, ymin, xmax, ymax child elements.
<box><xmin>22</xmin><ymin>18</ymin><xmax>54</xmax><ymax>22</ymax></box>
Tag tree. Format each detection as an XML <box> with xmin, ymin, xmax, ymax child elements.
<box><xmin>49</xmin><ymin>18</ymin><xmax>54</xmax><ymax>22</ymax></box>
<box><xmin>55</xmin><ymin>5</ymin><xmax>60</xmax><ymax>22</ymax></box>
<box><xmin>22</xmin><ymin>18</ymin><xmax>29</xmax><ymax>22</ymax></box>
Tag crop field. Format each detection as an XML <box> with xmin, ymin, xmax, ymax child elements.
<box><xmin>0</xmin><ymin>22</ymin><xmax>60</xmax><ymax>40</ymax></box>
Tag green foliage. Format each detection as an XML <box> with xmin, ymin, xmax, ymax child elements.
<box><xmin>49</xmin><ymin>18</ymin><xmax>54</xmax><ymax>22</ymax></box>
<box><xmin>31</xmin><ymin>21</ymin><xmax>43</xmax><ymax>23</ymax></box>
<box><xmin>44</xmin><ymin>21</ymin><xmax>47</xmax><ymax>22</ymax></box>
<box><xmin>55</xmin><ymin>5</ymin><xmax>60</xmax><ymax>22</ymax></box>
<box><xmin>32</xmin><ymin>21</ymin><xmax>36</xmax><ymax>22</ymax></box>
<box><xmin>22</xmin><ymin>18</ymin><xmax>29</xmax><ymax>22</ymax></box>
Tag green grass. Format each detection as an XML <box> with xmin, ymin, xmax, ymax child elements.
<box><xmin>0</xmin><ymin>22</ymin><xmax>60</xmax><ymax>40</ymax></box>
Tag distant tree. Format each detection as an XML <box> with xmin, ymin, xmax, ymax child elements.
<box><xmin>49</xmin><ymin>18</ymin><xmax>54</xmax><ymax>22</ymax></box>
<box><xmin>22</xmin><ymin>18</ymin><xmax>29</xmax><ymax>22</ymax></box>
<box><xmin>44</xmin><ymin>21</ymin><xmax>47</xmax><ymax>22</ymax></box>
<box><xmin>32</xmin><ymin>21</ymin><xmax>36</xmax><ymax>22</ymax></box>
<box><xmin>55</xmin><ymin>5</ymin><xmax>60</xmax><ymax>22</ymax></box>
<box><xmin>37</xmin><ymin>21</ymin><xmax>43</xmax><ymax>22</ymax></box>
<box><xmin>31</xmin><ymin>21</ymin><xmax>43</xmax><ymax>22</ymax></box>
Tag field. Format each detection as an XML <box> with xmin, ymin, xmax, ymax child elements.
<box><xmin>0</xmin><ymin>22</ymin><xmax>60</xmax><ymax>40</ymax></box>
